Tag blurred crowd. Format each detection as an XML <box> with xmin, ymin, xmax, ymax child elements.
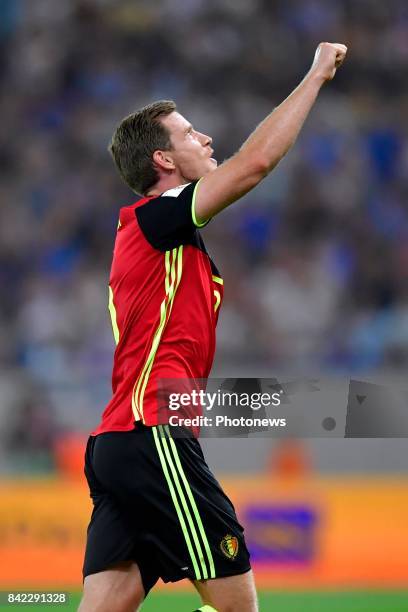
<box><xmin>0</xmin><ymin>0</ymin><xmax>408</xmax><ymax>467</ymax></box>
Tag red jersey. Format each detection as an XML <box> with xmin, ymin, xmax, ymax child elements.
<box><xmin>91</xmin><ymin>180</ymin><xmax>223</xmax><ymax>434</ymax></box>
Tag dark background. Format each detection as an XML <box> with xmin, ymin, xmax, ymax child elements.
<box><xmin>0</xmin><ymin>0</ymin><xmax>407</xmax><ymax>474</ymax></box>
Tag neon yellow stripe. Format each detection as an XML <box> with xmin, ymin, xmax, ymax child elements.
<box><xmin>212</xmin><ymin>275</ymin><xmax>223</xmax><ymax>285</ymax></box>
<box><xmin>214</xmin><ymin>290</ymin><xmax>221</xmax><ymax>313</ymax></box>
<box><xmin>165</xmin><ymin>249</ymin><xmax>170</xmax><ymax>293</ymax></box>
<box><xmin>132</xmin><ymin>250</ymin><xmax>174</xmax><ymax>420</ymax></box>
<box><xmin>152</xmin><ymin>427</ymin><xmax>202</xmax><ymax>580</ymax></box>
<box><xmin>164</xmin><ymin>425</ymin><xmax>216</xmax><ymax>578</ymax></box>
<box><xmin>158</xmin><ymin>426</ymin><xmax>208</xmax><ymax>579</ymax></box>
<box><xmin>108</xmin><ymin>285</ymin><xmax>120</xmax><ymax>345</ymax></box>
<box><xmin>137</xmin><ymin>299</ymin><xmax>167</xmax><ymax>416</ymax></box>
<box><xmin>177</xmin><ymin>244</ymin><xmax>183</xmax><ymax>291</ymax></box>
<box><xmin>137</xmin><ymin>247</ymin><xmax>181</xmax><ymax>417</ymax></box>
<box><xmin>170</xmin><ymin>247</ymin><xmax>177</xmax><ymax>289</ymax></box>
<box><xmin>132</xmin><ymin>246</ymin><xmax>183</xmax><ymax>421</ymax></box>
<box><xmin>191</xmin><ymin>178</ymin><xmax>209</xmax><ymax>228</ymax></box>
<box><xmin>131</xmin><ymin>251</ymin><xmax>173</xmax><ymax>421</ymax></box>
<box><xmin>132</xmin><ymin>297</ymin><xmax>167</xmax><ymax>421</ymax></box>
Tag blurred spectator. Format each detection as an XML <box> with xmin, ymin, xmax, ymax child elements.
<box><xmin>0</xmin><ymin>0</ymin><xmax>407</xmax><ymax>465</ymax></box>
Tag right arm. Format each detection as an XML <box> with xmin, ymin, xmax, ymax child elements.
<box><xmin>194</xmin><ymin>42</ymin><xmax>348</xmax><ymax>224</ymax></box>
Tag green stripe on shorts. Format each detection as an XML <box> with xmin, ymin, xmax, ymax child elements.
<box><xmin>163</xmin><ymin>425</ymin><xmax>216</xmax><ymax>579</ymax></box>
<box><xmin>152</xmin><ymin>426</ymin><xmax>202</xmax><ymax>580</ymax></box>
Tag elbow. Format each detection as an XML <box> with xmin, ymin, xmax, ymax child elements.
<box><xmin>246</xmin><ymin>155</ymin><xmax>270</xmax><ymax>183</ymax></box>
<box><xmin>234</xmin><ymin>148</ymin><xmax>286</xmax><ymax>192</ymax></box>
<box><xmin>248</xmin><ymin>149</ymin><xmax>288</xmax><ymax>179</ymax></box>
<box><xmin>248</xmin><ymin>146</ymin><xmax>291</xmax><ymax>180</ymax></box>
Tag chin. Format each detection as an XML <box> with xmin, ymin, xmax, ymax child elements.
<box><xmin>190</xmin><ymin>159</ymin><xmax>218</xmax><ymax>181</ymax></box>
<box><xmin>204</xmin><ymin>159</ymin><xmax>218</xmax><ymax>174</ymax></box>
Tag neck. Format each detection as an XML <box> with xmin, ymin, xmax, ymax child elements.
<box><xmin>145</xmin><ymin>173</ymin><xmax>187</xmax><ymax>197</ymax></box>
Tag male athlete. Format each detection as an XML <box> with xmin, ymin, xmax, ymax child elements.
<box><xmin>79</xmin><ymin>42</ymin><xmax>347</xmax><ymax>612</ymax></box>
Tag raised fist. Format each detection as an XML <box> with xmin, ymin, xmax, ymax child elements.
<box><xmin>311</xmin><ymin>42</ymin><xmax>348</xmax><ymax>82</ymax></box>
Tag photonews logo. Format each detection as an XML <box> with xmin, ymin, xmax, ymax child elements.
<box><xmin>220</xmin><ymin>534</ymin><xmax>239</xmax><ymax>560</ymax></box>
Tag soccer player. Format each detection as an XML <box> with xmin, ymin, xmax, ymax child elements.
<box><xmin>79</xmin><ymin>42</ymin><xmax>347</xmax><ymax>612</ymax></box>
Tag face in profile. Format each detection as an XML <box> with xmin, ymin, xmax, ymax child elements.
<box><xmin>160</xmin><ymin>111</ymin><xmax>217</xmax><ymax>182</ymax></box>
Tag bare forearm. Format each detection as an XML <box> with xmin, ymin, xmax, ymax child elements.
<box><xmin>194</xmin><ymin>43</ymin><xmax>347</xmax><ymax>222</ymax></box>
<box><xmin>239</xmin><ymin>70</ymin><xmax>325</xmax><ymax>172</ymax></box>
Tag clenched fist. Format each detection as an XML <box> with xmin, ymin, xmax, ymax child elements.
<box><xmin>311</xmin><ymin>42</ymin><xmax>348</xmax><ymax>82</ymax></box>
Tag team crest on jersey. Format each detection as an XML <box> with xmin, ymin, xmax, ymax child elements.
<box><xmin>220</xmin><ymin>534</ymin><xmax>239</xmax><ymax>560</ymax></box>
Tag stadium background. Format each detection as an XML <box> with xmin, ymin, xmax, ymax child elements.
<box><xmin>0</xmin><ymin>0</ymin><xmax>407</xmax><ymax>610</ymax></box>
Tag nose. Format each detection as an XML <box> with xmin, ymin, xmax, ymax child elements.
<box><xmin>198</xmin><ymin>131</ymin><xmax>212</xmax><ymax>147</ymax></box>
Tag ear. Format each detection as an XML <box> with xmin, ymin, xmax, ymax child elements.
<box><xmin>152</xmin><ymin>149</ymin><xmax>176</xmax><ymax>172</ymax></box>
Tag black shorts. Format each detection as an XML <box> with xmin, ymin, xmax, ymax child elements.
<box><xmin>82</xmin><ymin>423</ymin><xmax>251</xmax><ymax>596</ymax></box>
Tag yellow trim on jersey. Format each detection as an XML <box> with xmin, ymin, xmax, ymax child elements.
<box><xmin>213</xmin><ymin>289</ymin><xmax>221</xmax><ymax>313</ymax></box>
<box><xmin>108</xmin><ymin>285</ymin><xmax>120</xmax><ymax>345</ymax></box>
<box><xmin>212</xmin><ymin>275</ymin><xmax>223</xmax><ymax>285</ymax></box>
<box><xmin>191</xmin><ymin>178</ymin><xmax>210</xmax><ymax>228</ymax></box>
<box><xmin>131</xmin><ymin>246</ymin><xmax>183</xmax><ymax>422</ymax></box>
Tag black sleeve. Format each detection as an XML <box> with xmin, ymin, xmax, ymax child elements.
<box><xmin>135</xmin><ymin>181</ymin><xmax>210</xmax><ymax>251</ymax></box>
